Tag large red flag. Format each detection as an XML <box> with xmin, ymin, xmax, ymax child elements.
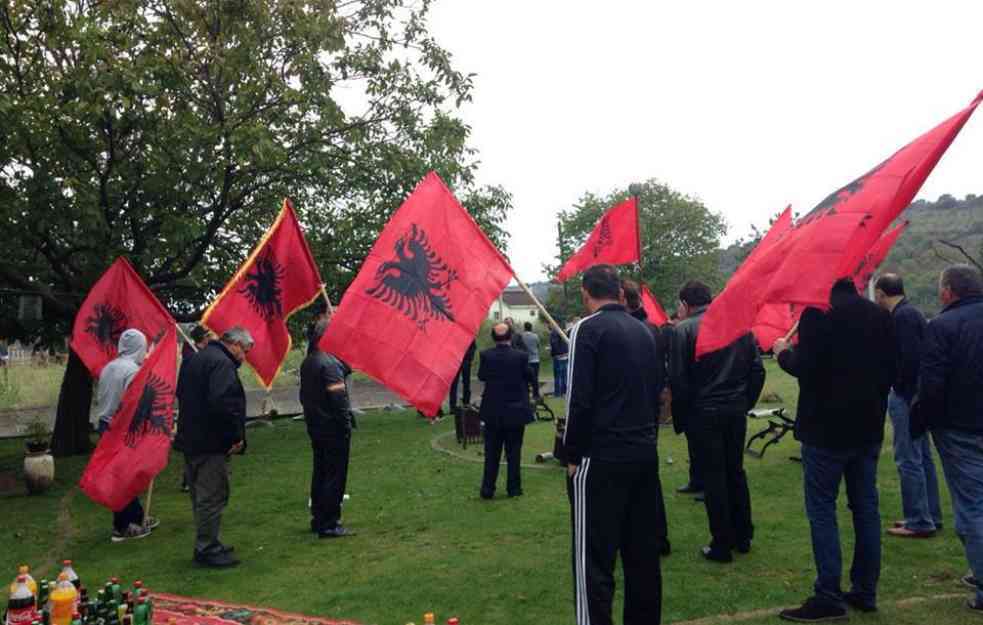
<box><xmin>852</xmin><ymin>220</ymin><xmax>909</xmax><ymax>291</ymax></box>
<box><xmin>203</xmin><ymin>199</ymin><xmax>323</xmax><ymax>388</ymax></box>
<box><xmin>640</xmin><ymin>284</ymin><xmax>669</xmax><ymax>326</ymax></box>
<box><xmin>70</xmin><ymin>258</ymin><xmax>174</xmax><ymax>378</ymax></box>
<box><xmin>697</xmin><ymin>92</ymin><xmax>981</xmax><ymax>358</ymax></box>
<box><xmin>556</xmin><ymin>197</ymin><xmax>641</xmax><ymax>282</ymax></box>
<box><xmin>321</xmin><ymin>172</ymin><xmax>514</xmax><ymax>416</ymax></box>
<box><xmin>79</xmin><ymin>328</ymin><xmax>177</xmax><ymax>511</ymax></box>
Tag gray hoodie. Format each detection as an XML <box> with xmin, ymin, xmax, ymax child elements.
<box><xmin>95</xmin><ymin>329</ymin><xmax>148</xmax><ymax>428</ymax></box>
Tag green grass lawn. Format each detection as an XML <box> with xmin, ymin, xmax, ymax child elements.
<box><xmin>1</xmin><ymin>361</ymin><xmax>978</xmax><ymax>624</ymax></box>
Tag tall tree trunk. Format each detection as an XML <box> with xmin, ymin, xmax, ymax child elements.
<box><xmin>51</xmin><ymin>348</ymin><xmax>93</xmax><ymax>457</ymax></box>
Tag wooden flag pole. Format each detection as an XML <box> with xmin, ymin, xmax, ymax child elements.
<box><xmin>513</xmin><ymin>276</ymin><xmax>569</xmax><ymax>343</ymax></box>
<box><xmin>320</xmin><ymin>284</ymin><xmax>335</xmax><ymax>316</ymax></box>
<box><xmin>783</xmin><ymin>321</ymin><xmax>800</xmax><ymax>341</ymax></box>
<box><xmin>175</xmin><ymin>324</ymin><xmax>199</xmax><ymax>352</ymax></box>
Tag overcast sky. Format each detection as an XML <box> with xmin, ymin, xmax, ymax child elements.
<box><xmin>427</xmin><ymin>1</ymin><xmax>983</xmax><ymax>282</ymax></box>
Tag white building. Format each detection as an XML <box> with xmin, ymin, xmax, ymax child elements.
<box><xmin>488</xmin><ymin>287</ymin><xmax>541</xmax><ymax>328</ymax></box>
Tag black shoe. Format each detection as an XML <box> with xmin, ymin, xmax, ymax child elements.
<box><xmin>508</xmin><ymin>490</ymin><xmax>523</xmax><ymax>498</ymax></box>
<box><xmin>963</xmin><ymin>574</ymin><xmax>979</xmax><ymax>590</ymax></box>
<box><xmin>736</xmin><ymin>541</ymin><xmax>752</xmax><ymax>554</ymax></box>
<box><xmin>480</xmin><ymin>491</ymin><xmax>494</xmax><ymax>500</ymax></box>
<box><xmin>660</xmin><ymin>540</ymin><xmax>671</xmax><ymax>557</ymax></box>
<box><xmin>968</xmin><ymin>598</ymin><xmax>983</xmax><ymax>613</ymax></box>
<box><xmin>318</xmin><ymin>525</ymin><xmax>354</xmax><ymax>539</ymax></box>
<box><xmin>843</xmin><ymin>592</ymin><xmax>876</xmax><ymax>613</ymax></box>
<box><xmin>701</xmin><ymin>545</ymin><xmax>733</xmax><ymax>563</ymax></box>
<box><xmin>194</xmin><ymin>550</ymin><xmax>240</xmax><ymax>568</ymax></box>
<box><xmin>677</xmin><ymin>484</ymin><xmax>703</xmax><ymax>494</ymax></box>
<box><xmin>694</xmin><ymin>493</ymin><xmax>705</xmax><ymax>502</ymax></box>
<box><xmin>779</xmin><ymin>597</ymin><xmax>847</xmax><ymax>622</ymax></box>
<box><xmin>219</xmin><ymin>544</ymin><xmax>235</xmax><ymax>554</ymax></box>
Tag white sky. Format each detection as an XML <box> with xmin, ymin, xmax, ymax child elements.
<box><xmin>428</xmin><ymin>0</ymin><xmax>983</xmax><ymax>281</ymax></box>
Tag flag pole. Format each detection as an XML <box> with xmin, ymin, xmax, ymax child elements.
<box><xmin>783</xmin><ymin>321</ymin><xmax>800</xmax><ymax>341</ymax></box>
<box><xmin>320</xmin><ymin>284</ymin><xmax>335</xmax><ymax>315</ymax></box>
<box><xmin>513</xmin><ymin>276</ymin><xmax>569</xmax><ymax>343</ymax></box>
<box><xmin>175</xmin><ymin>323</ymin><xmax>199</xmax><ymax>352</ymax></box>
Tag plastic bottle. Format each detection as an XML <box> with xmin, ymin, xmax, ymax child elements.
<box><xmin>59</xmin><ymin>563</ymin><xmax>79</xmax><ymax>591</ymax></box>
<box><xmin>6</xmin><ymin>576</ymin><xmax>39</xmax><ymax>625</ymax></box>
<box><xmin>37</xmin><ymin>581</ymin><xmax>49</xmax><ymax>611</ymax></box>
<box><xmin>109</xmin><ymin>580</ymin><xmax>121</xmax><ymax>606</ymax></box>
<box><xmin>447</xmin><ymin>619</ymin><xmax>460</xmax><ymax>625</ymax></box>
<box><xmin>70</xmin><ymin>613</ymin><xmax>81</xmax><ymax>625</ymax></box>
<box><xmin>10</xmin><ymin>567</ymin><xmax>38</xmax><ymax>598</ymax></box>
<box><xmin>423</xmin><ymin>614</ymin><xmax>435</xmax><ymax>625</ymax></box>
<box><xmin>131</xmin><ymin>599</ymin><xmax>148</xmax><ymax>625</ymax></box>
<box><xmin>49</xmin><ymin>575</ymin><xmax>78</xmax><ymax>625</ymax></box>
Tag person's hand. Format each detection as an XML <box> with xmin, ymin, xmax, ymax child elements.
<box><xmin>229</xmin><ymin>441</ymin><xmax>244</xmax><ymax>455</ymax></box>
<box><xmin>773</xmin><ymin>338</ymin><xmax>790</xmax><ymax>354</ymax></box>
<box><xmin>567</xmin><ymin>464</ymin><xmax>578</xmax><ymax>477</ymax></box>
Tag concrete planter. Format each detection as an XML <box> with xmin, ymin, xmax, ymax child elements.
<box><xmin>24</xmin><ymin>448</ymin><xmax>55</xmax><ymax>495</ymax></box>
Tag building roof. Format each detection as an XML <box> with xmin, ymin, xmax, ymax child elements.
<box><xmin>501</xmin><ymin>289</ymin><xmax>536</xmax><ymax>307</ymax></box>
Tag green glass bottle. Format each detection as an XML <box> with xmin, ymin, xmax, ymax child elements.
<box><xmin>132</xmin><ymin>599</ymin><xmax>149</xmax><ymax>625</ymax></box>
<box><xmin>109</xmin><ymin>580</ymin><xmax>121</xmax><ymax>606</ymax></box>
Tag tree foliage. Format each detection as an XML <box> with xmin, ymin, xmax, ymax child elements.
<box><xmin>0</xmin><ymin>0</ymin><xmax>511</xmax><ymax>334</ymax></box>
<box><xmin>544</xmin><ymin>179</ymin><xmax>727</xmax><ymax>318</ymax></box>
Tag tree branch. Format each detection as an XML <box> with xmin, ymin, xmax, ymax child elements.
<box><xmin>938</xmin><ymin>239</ymin><xmax>983</xmax><ymax>272</ymax></box>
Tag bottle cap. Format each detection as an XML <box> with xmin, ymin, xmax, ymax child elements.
<box><xmin>447</xmin><ymin>620</ymin><xmax>459</xmax><ymax>625</ymax></box>
<box><xmin>133</xmin><ymin>581</ymin><xmax>142</xmax><ymax>588</ymax></box>
<box><xmin>111</xmin><ymin>578</ymin><xmax>119</xmax><ymax>584</ymax></box>
<box><xmin>19</xmin><ymin>565</ymin><xmax>29</xmax><ymax>573</ymax></box>
<box><xmin>17</xmin><ymin>574</ymin><xmax>28</xmax><ymax>583</ymax></box>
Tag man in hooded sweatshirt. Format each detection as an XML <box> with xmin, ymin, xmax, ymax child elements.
<box><xmin>95</xmin><ymin>328</ymin><xmax>159</xmax><ymax>542</ymax></box>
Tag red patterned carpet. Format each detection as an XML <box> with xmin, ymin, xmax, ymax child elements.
<box><xmin>153</xmin><ymin>593</ymin><xmax>363</xmax><ymax>625</ymax></box>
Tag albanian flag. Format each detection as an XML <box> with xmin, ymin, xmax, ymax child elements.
<box><xmin>696</xmin><ymin>91</ymin><xmax>981</xmax><ymax>358</ymax></box>
<box><xmin>321</xmin><ymin>172</ymin><xmax>514</xmax><ymax>416</ymax></box>
<box><xmin>556</xmin><ymin>197</ymin><xmax>641</xmax><ymax>282</ymax></box>
<box><xmin>640</xmin><ymin>284</ymin><xmax>669</xmax><ymax>326</ymax></box>
<box><xmin>852</xmin><ymin>220</ymin><xmax>909</xmax><ymax>291</ymax></box>
<box><xmin>70</xmin><ymin>257</ymin><xmax>174</xmax><ymax>378</ymax></box>
<box><xmin>203</xmin><ymin>199</ymin><xmax>323</xmax><ymax>388</ymax></box>
<box><xmin>80</xmin><ymin>328</ymin><xmax>177</xmax><ymax>511</ymax></box>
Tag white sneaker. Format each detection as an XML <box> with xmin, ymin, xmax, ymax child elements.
<box><xmin>112</xmin><ymin>523</ymin><xmax>151</xmax><ymax>543</ymax></box>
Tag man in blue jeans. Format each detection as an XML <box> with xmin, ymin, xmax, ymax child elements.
<box><xmin>549</xmin><ymin>323</ymin><xmax>569</xmax><ymax>398</ymax></box>
<box><xmin>774</xmin><ymin>278</ymin><xmax>896</xmax><ymax>622</ymax></box>
<box><xmin>874</xmin><ymin>274</ymin><xmax>943</xmax><ymax>537</ymax></box>
<box><xmin>912</xmin><ymin>264</ymin><xmax>983</xmax><ymax>614</ymax></box>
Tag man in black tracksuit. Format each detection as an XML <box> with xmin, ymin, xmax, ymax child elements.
<box><xmin>301</xmin><ymin>320</ymin><xmax>356</xmax><ymax>538</ymax></box>
<box><xmin>565</xmin><ymin>265</ymin><xmax>665</xmax><ymax>625</ymax></box>
<box><xmin>670</xmin><ymin>280</ymin><xmax>765</xmax><ymax>563</ymax></box>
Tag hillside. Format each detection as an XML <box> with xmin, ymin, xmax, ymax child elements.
<box><xmin>718</xmin><ymin>194</ymin><xmax>983</xmax><ymax>314</ymax></box>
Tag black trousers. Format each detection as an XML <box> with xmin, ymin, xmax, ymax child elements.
<box><xmin>568</xmin><ymin>458</ymin><xmax>663</xmax><ymax>625</ymax></box>
<box><xmin>310</xmin><ymin>435</ymin><xmax>351</xmax><ymax>531</ymax></box>
<box><xmin>692</xmin><ymin>410</ymin><xmax>753</xmax><ymax>554</ymax></box>
<box><xmin>685</xmin><ymin>429</ymin><xmax>705</xmax><ymax>490</ymax></box>
<box><xmin>113</xmin><ymin>497</ymin><xmax>145</xmax><ymax>532</ymax></box>
<box><xmin>528</xmin><ymin>361</ymin><xmax>541</xmax><ymax>398</ymax></box>
<box><xmin>449</xmin><ymin>356</ymin><xmax>472</xmax><ymax>409</ymax></box>
<box><xmin>481</xmin><ymin>425</ymin><xmax>525</xmax><ymax>496</ymax></box>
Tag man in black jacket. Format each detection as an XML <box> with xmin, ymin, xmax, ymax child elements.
<box><xmin>668</xmin><ymin>285</ymin><xmax>709</xmax><ymax>499</ymax></box>
<box><xmin>565</xmin><ymin>265</ymin><xmax>665</xmax><ymax>625</ymax></box>
<box><xmin>912</xmin><ymin>264</ymin><xmax>983</xmax><ymax>613</ymax></box>
<box><xmin>669</xmin><ymin>280</ymin><xmax>765</xmax><ymax>563</ymax></box>
<box><xmin>301</xmin><ymin>319</ymin><xmax>355</xmax><ymax>538</ymax></box>
<box><xmin>775</xmin><ymin>279</ymin><xmax>896</xmax><ymax>621</ymax></box>
<box><xmin>874</xmin><ymin>274</ymin><xmax>942</xmax><ymax>538</ymax></box>
<box><xmin>175</xmin><ymin>327</ymin><xmax>253</xmax><ymax>568</ymax></box>
<box><xmin>478</xmin><ymin>323</ymin><xmax>534</xmax><ymax>498</ymax></box>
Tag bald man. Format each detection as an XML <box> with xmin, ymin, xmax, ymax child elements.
<box><xmin>477</xmin><ymin>323</ymin><xmax>536</xmax><ymax>499</ymax></box>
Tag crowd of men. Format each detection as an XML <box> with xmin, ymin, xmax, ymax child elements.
<box><xmin>88</xmin><ymin>260</ymin><xmax>983</xmax><ymax>623</ymax></box>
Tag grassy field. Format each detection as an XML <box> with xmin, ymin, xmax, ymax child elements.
<box><xmin>0</xmin><ymin>361</ymin><xmax>978</xmax><ymax>625</ymax></box>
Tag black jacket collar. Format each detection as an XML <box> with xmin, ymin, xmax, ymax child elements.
<box><xmin>210</xmin><ymin>340</ymin><xmax>242</xmax><ymax>369</ymax></box>
<box><xmin>941</xmin><ymin>294</ymin><xmax>983</xmax><ymax>315</ymax></box>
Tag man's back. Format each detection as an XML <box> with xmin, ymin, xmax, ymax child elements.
<box><xmin>565</xmin><ymin>304</ymin><xmax>663</xmax><ymax>463</ymax></box>
<box><xmin>780</xmin><ymin>295</ymin><xmax>896</xmax><ymax>450</ymax></box>
<box><xmin>176</xmin><ymin>341</ymin><xmax>246</xmax><ymax>455</ymax></box>
<box><xmin>300</xmin><ymin>350</ymin><xmax>351</xmax><ymax>438</ymax></box>
<box><xmin>478</xmin><ymin>345</ymin><xmax>532</xmax><ymax>428</ymax></box>
<box><xmin>918</xmin><ymin>295</ymin><xmax>983</xmax><ymax>432</ymax></box>
<box><xmin>521</xmin><ymin>331</ymin><xmax>540</xmax><ymax>362</ymax></box>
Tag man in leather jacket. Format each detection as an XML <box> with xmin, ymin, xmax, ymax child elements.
<box><xmin>669</xmin><ymin>280</ymin><xmax>765</xmax><ymax>563</ymax></box>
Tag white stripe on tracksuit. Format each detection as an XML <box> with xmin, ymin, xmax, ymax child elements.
<box><xmin>573</xmin><ymin>457</ymin><xmax>592</xmax><ymax>625</ymax></box>
<box><xmin>563</xmin><ymin>311</ymin><xmax>602</xmax><ymax>446</ymax></box>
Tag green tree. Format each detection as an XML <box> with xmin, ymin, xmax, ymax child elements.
<box><xmin>0</xmin><ymin>0</ymin><xmax>511</xmax><ymax>454</ymax></box>
<box><xmin>545</xmin><ymin>179</ymin><xmax>727</xmax><ymax>313</ymax></box>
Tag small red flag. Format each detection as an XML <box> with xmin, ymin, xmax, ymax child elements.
<box><xmin>640</xmin><ymin>284</ymin><xmax>669</xmax><ymax>326</ymax></box>
<box><xmin>852</xmin><ymin>221</ymin><xmax>909</xmax><ymax>291</ymax></box>
<box><xmin>696</xmin><ymin>92</ymin><xmax>981</xmax><ymax>358</ymax></box>
<box><xmin>321</xmin><ymin>172</ymin><xmax>514</xmax><ymax>416</ymax></box>
<box><xmin>70</xmin><ymin>258</ymin><xmax>174</xmax><ymax>378</ymax></box>
<box><xmin>202</xmin><ymin>199</ymin><xmax>323</xmax><ymax>388</ymax></box>
<box><xmin>556</xmin><ymin>197</ymin><xmax>641</xmax><ymax>282</ymax></box>
<box><xmin>80</xmin><ymin>328</ymin><xmax>177</xmax><ymax>511</ymax></box>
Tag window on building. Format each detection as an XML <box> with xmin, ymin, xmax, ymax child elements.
<box><xmin>493</xmin><ymin>312</ymin><xmax>500</xmax><ymax>320</ymax></box>
<box><xmin>530</xmin><ymin>310</ymin><xmax>536</xmax><ymax>317</ymax></box>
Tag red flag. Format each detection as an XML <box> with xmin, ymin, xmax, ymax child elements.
<box><xmin>852</xmin><ymin>221</ymin><xmax>909</xmax><ymax>291</ymax></box>
<box><xmin>70</xmin><ymin>258</ymin><xmax>174</xmax><ymax>378</ymax></box>
<box><xmin>751</xmin><ymin>303</ymin><xmax>798</xmax><ymax>352</ymax></box>
<box><xmin>640</xmin><ymin>284</ymin><xmax>669</xmax><ymax>326</ymax></box>
<box><xmin>556</xmin><ymin>197</ymin><xmax>641</xmax><ymax>282</ymax></box>
<box><xmin>321</xmin><ymin>172</ymin><xmax>514</xmax><ymax>416</ymax></box>
<box><xmin>79</xmin><ymin>328</ymin><xmax>177</xmax><ymax>511</ymax></box>
<box><xmin>696</xmin><ymin>91</ymin><xmax>981</xmax><ymax>358</ymax></box>
<box><xmin>203</xmin><ymin>199</ymin><xmax>323</xmax><ymax>388</ymax></box>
